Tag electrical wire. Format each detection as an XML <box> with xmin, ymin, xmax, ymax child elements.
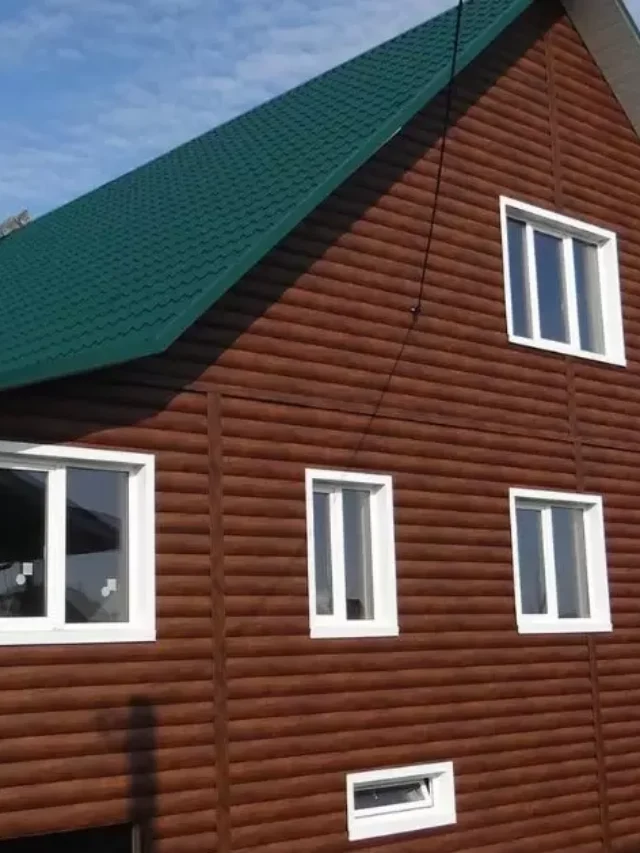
<box><xmin>348</xmin><ymin>0</ymin><xmax>465</xmax><ymax>463</ymax></box>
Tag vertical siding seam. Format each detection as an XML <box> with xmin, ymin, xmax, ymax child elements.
<box><xmin>543</xmin><ymin>21</ymin><xmax>565</xmax><ymax>212</ymax></box>
<box><xmin>544</xmin><ymin>15</ymin><xmax>577</xmax><ymax>455</ymax></box>
<box><xmin>547</xmin><ymin>17</ymin><xmax>610</xmax><ymax>851</ymax></box>
<box><xmin>588</xmin><ymin>635</ymin><xmax>611</xmax><ymax>852</ymax></box>
<box><xmin>209</xmin><ymin>391</ymin><xmax>230</xmax><ymax>853</ymax></box>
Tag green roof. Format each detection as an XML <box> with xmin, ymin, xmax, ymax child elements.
<box><xmin>0</xmin><ymin>0</ymin><xmax>532</xmax><ymax>391</ymax></box>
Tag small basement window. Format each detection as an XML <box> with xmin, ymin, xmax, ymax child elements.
<box><xmin>305</xmin><ymin>469</ymin><xmax>398</xmax><ymax>639</ymax></box>
<box><xmin>347</xmin><ymin>763</ymin><xmax>456</xmax><ymax>841</ymax></box>
<box><xmin>0</xmin><ymin>440</ymin><xmax>155</xmax><ymax>645</ymax></box>
<box><xmin>500</xmin><ymin>196</ymin><xmax>625</xmax><ymax>365</ymax></box>
<box><xmin>509</xmin><ymin>488</ymin><xmax>611</xmax><ymax>634</ymax></box>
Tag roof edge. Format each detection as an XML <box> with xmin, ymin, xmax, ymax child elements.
<box><xmin>562</xmin><ymin>0</ymin><xmax>640</xmax><ymax>142</ymax></box>
<box><xmin>0</xmin><ymin>337</ymin><xmax>163</xmax><ymax>394</ymax></box>
<box><xmin>151</xmin><ymin>0</ymin><xmax>534</xmax><ymax>353</ymax></box>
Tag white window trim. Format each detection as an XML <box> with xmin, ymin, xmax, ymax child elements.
<box><xmin>509</xmin><ymin>487</ymin><xmax>611</xmax><ymax>635</ymax></box>
<box><xmin>0</xmin><ymin>440</ymin><xmax>156</xmax><ymax>646</ymax></box>
<box><xmin>346</xmin><ymin>762</ymin><xmax>456</xmax><ymax>841</ymax></box>
<box><xmin>500</xmin><ymin>196</ymin><xmax>626</xmax><ymax>366</ymax></box>
<box><xmin>305</xmin><ymin>468</ymin><xmax>398</xmax><ymax>639</ymax></box>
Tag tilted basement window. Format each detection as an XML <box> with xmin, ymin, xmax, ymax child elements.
<box><xmin>346</xmin><ymin>762</ymin><xmax>456</xmax><ymax>841</ymax></box>
<box><xmin>305</xmin><ymin>469</ymin><xmax>398</xmax><ymax>639</ymax></box>
<box><xmin>0</xmin><ymin>441</ymin><xmax>155</xmax><ymax>645</ymax></box>
<box><xmin>509</xmin><ymin>488</ymin><xmax>611</xmax><ymax>634</ymax></box>
<box><xmin>500</xmin><ymin>197</ymin><xmax>625</xmax><ymax>366</ymax></box>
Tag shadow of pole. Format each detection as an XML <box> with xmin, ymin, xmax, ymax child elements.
<box><xmin>127</xmin><ymin>698</ymin><xmax>158</xmax><ymax>853</ymax></box>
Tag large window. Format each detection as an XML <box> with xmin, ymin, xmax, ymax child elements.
<box><xmin>500</xmin><ymin>197</ymin><xmax>625</xmax><ymax>365</ymax></box>
<box><xmin>0</xmin><ymin>441</ymin><xmax>155</xmax><ymax>645</ymax></box>
<box><xmin>509</xmin><ymin>488</ymin><xmax>611</xmax><ymax>634</ymax></box>
<box><xmin>305</xmin><ymin>469</ymin><xmax>398</xmax><ymax>639</ymax></box>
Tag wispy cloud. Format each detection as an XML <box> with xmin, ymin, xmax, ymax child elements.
<box><xmin>0</xmin><ymin>0</ymin><xmax>456</xmax><ymax>215</ymax></box>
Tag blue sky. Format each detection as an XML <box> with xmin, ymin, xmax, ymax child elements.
<box><xmin>1</xmin><ymin>0</ymin><xmax>639</xmax><ymax>218</ymax></box>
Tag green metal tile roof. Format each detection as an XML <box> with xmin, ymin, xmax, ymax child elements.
<box><xmin>0</xmin><ymin>0</ymin><xmax>533</xmax><ymax>391</ymax></box>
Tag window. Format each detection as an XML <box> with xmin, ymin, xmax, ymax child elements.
<box><xmin>305</xmin><ymin>469</ymin><xmax>398</xmax><ymax>639</ymax></box>
<box><xmin>346</xmin><ymin>762</ymin><xmax>456</xmax><ymax>841</ymax></box>
<box><xmin>0</xmin><ymin>441</ymin><xmax>155</xmax><ymax>645</ymax></box>
<box><xmin>509</xmin><ymin>488</ymin><xmax>611</xmax><ymax>634</ymax></box>
<box><xmin>500</xmin><ymin>197</ymin><xmax>625</xmax><ymax>365</ymax></box>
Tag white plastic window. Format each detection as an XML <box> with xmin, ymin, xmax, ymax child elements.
<box><xmin>500</xmin><ymin>197</ymin><xmax>625</xmax><ymax>366</ymax></box>
<box><xmin>347</xmin><ymin>763</ymin><xmax>456</xmax><ymax>841</ymax></box>
<box><xmin>0</xmin><ymin>441</ymin><xmax>155</xmax><ymax>645</ymax></box>
<box><xmin>305</xmin><ymin>469</ymin><xmax>398</xmax><ymax>639</ymax></box>
<box><xmin>509</xmin><ymin>488</ymin><xmax>611</xmax><ymax>634</ymax></box>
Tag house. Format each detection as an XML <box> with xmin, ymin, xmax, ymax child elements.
<box><xmin>1</xmin><ymin>0</ymin><xmax>640</xmax><ymax>849</ymax></box>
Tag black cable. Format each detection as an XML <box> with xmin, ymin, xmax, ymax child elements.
<box><xmin>348</xmin><ymin>0</ymin><xmax>465</xmax><ymax>463</ymax></box>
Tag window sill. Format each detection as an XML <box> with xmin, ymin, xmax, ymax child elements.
<box><xmin>517</xmin><ymin>619</ymin><xmax>612</xmax><ymax>635</ymax></box>
<box><xmin>508</xmin><ymin>334</ymin><xmax>626</xmax><ymax>367</ymax></box>
<box><xmin>0</xmin><ymin>625</ymin><xmax>157</xmax><ymax>646</ymax></box>
<box><xmin>348</xmin><ymin>808</ymin><xmax>455</xmax><ymax>842</ymax></box>
<box><xmin>311</xmin><ymin>622</ymin><xmax>399</xmax><ymax>639</ymax></box>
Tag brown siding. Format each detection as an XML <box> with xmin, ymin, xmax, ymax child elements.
<box><xmin>195</xmin><ymin>2</ymin><xmax>640</xmax><ymax>851</ymax></box>
<box><xmin>0</xmin><ymin>378</ymin><xmax>216</xmax><ymax>851</ymax></box>
<box><xmin>1</xmin><ymin>1</ymin><xmax>640</xmax><ymax>852</ymax></box>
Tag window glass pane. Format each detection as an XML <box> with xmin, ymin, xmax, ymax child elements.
<box><xmin>66</xmin><ymin>468</ymin><xmax>128</xmax><ymax>624</ymax></box>
<box><xmin>535</xmin><ymin>231</ymin><xmax>569</xmax><ymax>343</ymax></box>
<box><xmin>343</xmin><ymin>488</ymin><xmax>374</xmax><ymax>620</ymax></box>
<box><xmin>552</xmin><ymin>506</ymin><xmax>590</xmax><ymax>618</ymax></box>
<box><xmin>574</xmin><ymin>240</ymin><xmax>605</xmax><ymax>354</ymax></box>
<box><xmin>516</xmin><ymin>506</ymin><xmax>547</xmax><ymax>615</ymax></box>
<box><xmin>507</xmin><ymin>219</ymin><xmax>531</xmax><ymax>337</ymax></box>
<box><xmin>0</xmin><ymin>469</ymin><xmax>46</xmax><ymax>618</ymax></box>
<box><xmin>355</xmin><ymin>781</ymin><xmax>427</xmax><ymax>811</ymax></box>
<box><xmin>312</xmin><ymin>490</ymin><xmax>333</xmax><ymax>616</ymax></box>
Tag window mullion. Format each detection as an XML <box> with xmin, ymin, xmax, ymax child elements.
<box><xmin>330</xmin><ymin>488</ymin><xmax>347</xmax><ymax>623</ymax></box>
<box><xmin>563</xmin><ymin>237</ymin><xmax>581</xmax><ymax>349</ymax></box>
<box><xmin>525</xmin><ymin>224</ymin><xmax>541</xmax><ymax>340</ymax></box>
<box><xmin>46</xmin><ymin>467</ymin><xmax>66</xmax><ymax>628</ymax></box>
<box><xmin>541</xmin><ymin>507</ymin><xmax>558</xmax><ymax>619</ymax></box>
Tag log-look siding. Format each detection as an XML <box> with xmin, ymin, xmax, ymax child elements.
<box><xmin>0</xmin><ymin>1</ymin><xmax>638</xmax><ymax>852</ymax></box>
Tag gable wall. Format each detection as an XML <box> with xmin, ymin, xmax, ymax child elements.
<box><xmin>179</xmin><ymin>1</ymin><xmax>640</xmax><ymax>850</ymax></box>
<box><xmin>0</xmin><ymin>0</ymin><xmax>639</xmax><ymax>852</ymax></box>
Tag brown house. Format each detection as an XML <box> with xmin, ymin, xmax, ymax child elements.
<box><xmin>1</xmin><ymin>0</ymin><xmax>640</xmax><ymax>850</ymax></box>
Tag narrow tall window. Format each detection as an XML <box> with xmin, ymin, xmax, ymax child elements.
<box><xmin>0</xmin><ymin>441</ymin><xmax>155</xmax><ymax>645</ymax></box>
<box><xmin>509</xmin><ymin>488</ymin><xmax>611</xmax><ymax>634</ymax></box>
<box><xmin>500</xmin><ymin>197</ymin><xmax>625</xmax><ymax>365</ymax></box>
<box><xmin>305</xmin><ymin>470</ymin><xmax>397</xmax><ymax>639</ymax></box>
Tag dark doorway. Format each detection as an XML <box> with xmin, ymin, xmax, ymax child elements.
<box><xmin>0</xmin><ymin>825</ymin><xmax>134</xmax><ymax>853</ymax></box>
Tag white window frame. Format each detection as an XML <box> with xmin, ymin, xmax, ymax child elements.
<box><xmin>500</xmin><ymin>196</ymin><xmax>625</xmax><ymax>366</ymax></box>
<box><xmin>0</xmin><ymin>440</ymin><xmax>156</xmax><ymax>645</ymax></box>
<box><xmin>305</xmin><ymin>469</ymin><xmax>398</xmax><ymax>639</ymax></box>
<box><xmin>346</xmin><ymin>762</ymin><xmax>456</xmax><ymax>841</ymax></box>
<box><xmin>509</xmin><ymin>488</ymin><xmax>611</xmax><ymax>635</ymax></box>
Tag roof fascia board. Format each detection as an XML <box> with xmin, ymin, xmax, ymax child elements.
<box><xmin>562</xmin><ymin>0</ymin><xmax>640</xmax><ymax>137</ymax></box>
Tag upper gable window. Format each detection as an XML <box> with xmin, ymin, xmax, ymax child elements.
<box><xmin>305</xmin><ymin>469</ymin><xmax>398</xmax><ymax>639</ymax></box>
<box><xmin>0</xmin><ymin>441</ymin><xmax>155</xmax><ymax>646</ymax></box>
<box><xmin>500</xmin><ymin>197</ymin><xmax>625</xmax><ymax>366</ymax></box>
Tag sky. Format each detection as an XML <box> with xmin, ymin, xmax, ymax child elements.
<box><xmin>1</xmin><ymin>0</ymin><xmax>639</xmax><ymax>219</ymax></box>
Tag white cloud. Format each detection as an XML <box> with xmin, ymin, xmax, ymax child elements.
<box><xmin>0</xmin><ymin>0</ymin><xmax>457</xmax><ymax>216</ymax></box>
